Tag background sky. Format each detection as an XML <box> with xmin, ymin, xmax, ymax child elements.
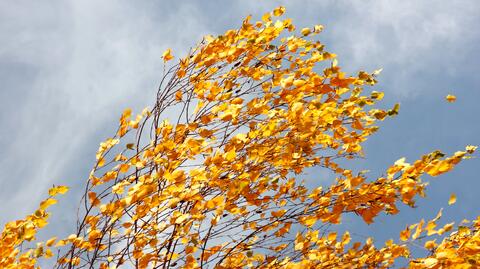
<box><xmin>0</xmin><ymin>0</ymin><xmax>479</xmax><ymax>262</ymax></box>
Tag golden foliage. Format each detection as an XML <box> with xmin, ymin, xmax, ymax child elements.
<box><xmin>446</xmin><ymin>94</ymin><xmax>457</xmax><ymax>103</ymax></box>
<box><xmin>1</xmin><ymin>7</ymin><xmax>478</xmax><ymax>269</ymax></box>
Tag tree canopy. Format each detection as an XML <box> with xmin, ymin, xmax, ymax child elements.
<box><xmin>1</xmin><ymin>7</ymin><xmax>478</xmax><ymax>269</ymax></box>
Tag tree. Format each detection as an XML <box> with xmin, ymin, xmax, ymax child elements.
<box><xmin>1</xmin><ymin>6</ymin><xmax>478</xmax><ymax>269</ymax></box>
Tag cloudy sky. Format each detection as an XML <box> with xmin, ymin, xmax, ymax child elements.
<box><xmin>1</xmin><ymin>0</ymin><xmax>479</xmax><ymax>258</ymax></box>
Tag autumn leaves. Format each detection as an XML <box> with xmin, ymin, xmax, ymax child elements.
<box><xmin>0</xmin><ymin>6</ymin><xmax>478</xmax><ymax>269</ymax></box>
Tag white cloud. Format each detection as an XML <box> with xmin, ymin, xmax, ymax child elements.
<box><xmin>239</xmin><ymin>0</ymin><xmax>479</xmax><ymax>95</ymax></box>
<box><xmin>294</xmin><ymin>0</ymin><xmax>479</xmax><ymax>95</ymax></box>
<box><xmin>0</xmin><ymin>0</ymin><xmax>213</xmax><ymax>224</ymax></box>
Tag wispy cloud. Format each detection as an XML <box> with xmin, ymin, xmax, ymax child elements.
<box><xmin>273</xmin><ymin>0</ymin><xmax>480</xmax><ymax>95</ymax></box>
<box><xmin>0</xmin><ymin>0</ymin><xmax>213</xmax><ymax>225</ymax></box>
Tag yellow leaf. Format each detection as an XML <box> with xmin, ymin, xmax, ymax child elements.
<box><xmin>126</xmin><ymin>143</ymin><xmax>135</xmax><ymax>150</ymax></box>
<box><xmin>34</xmin><ymin>245</ymin><xmax>44</xmax><ymax>258</ymax></box>
<box><xmin>445</xmin><ymin>94</ymin><xmax>456</xmax><ymax>103</ymax></box>
<box><xmin>46</xmin><ymin>237</ymin><xmax>57</xmax><ymax>247</ymax></box>
<box><xmin>162</xmin><ymin>49</ymin><xmax>174</xmax><ymax>62</ymax></box>
<box><xmin>399</xmin><ymin>227</ymin><xmax>410</xmax><ymax>241</ymax></box>
<box><xmin>271</xmin><ymin>209</ymin><xmax>286</xmax><ymax>218</ymax></box>
<box><xmin>412</xmin><ymin>219</ymin><xmax>424</xmax><ymax>239</ymax></box>
<box><xmin>293</xmin><ymin>79</ymin><xmax>306</xmax><ymax>87</ymax></box>
<box><xmin>234</xmin><ymin>133</ymin><xmax>248</xmax><ymax>143</ymax></box>
<box><xmin>55</xmin><ymin>239</ymin><xmax>67</xmax><ymax>247</ymax></box>
<box><xmin>174</xmin><ymin>213</ymin><xmax>190</xmax><ymax>224</ymax></box>
<box><xmin>198</xmin><ymin>128</ymin><xmax>214</xmax><ymax>138</ymax></box>
<box><xmin>273</xmin><ymin>6</ymin><xmax>286</xmax><ymax>16</ymax></box>
<box><xmin>313</xmin><ymin>24</ymin><xmax>324</xmax><ymax>33</ymax></box>
<box><xmin>423</xmin><ymin>257</ymin><xmax>438</xmax><ymax>268</ymax></box>
<box><xmin>67</xmin><ymin>234</ymin><xmax>77</xmax><ymax>241</ymax></box>
<box><xmin>88</xmin><ymin>192</ymin><xmax>101</xmax><ymax>206</ymax></box>
<box><xmin>442</xmin><ymin>222</ymin><xmax>454</xmax><ymax>233</ymax></box>
<box><xmin>370</xmin><ymin>91</ymin><xmax>384</xmax><ymax>100</ymax></box>
<box><xmin>300</xmin><ymin>215</ymin><xmax>317</xmax><ymax>227</ymax></box>
<box><xmin>465</xmin><ymin>145</ymin><xmax>477</xmax><ymax>154</ymax></box>
<box><xmin>119</xmin><ymin>163</ymin><xmax>130</xmax><ymax>173</ymax></box>
<box><xmin>45</xmin><ymin>249</ymin><xmax>53</xmax><ymax>258</ymax></box>
<box><xmin>206</xmin><ymin>196</ymin><xmax>224</xmax><ymax>210</ymax></box>
<box><xmin>426</xmin><ymin>221</ymin><xmax>437</xmax><ymax>236</ymax></box>
<box><xmin>424</xmin><ymin>240</ymin><xmax>436</xmax><ymax>249</ymax></box>
<box><xmin>175</xmin><ymin>90</ymin><xmax>183</xmax><ymax>101</ymax></box>
<box><xmin>274</xmin><ymin>20</ymin><xmax>284</xmax><ymax>30</ymax></box>
<box><xmin>294</xmin><ymin>242</ymin><xmax>304</xmax><ymax>251</ymax></box>
<box><xmin>97</xmin><ymin>157</ymin><xmax>106</xmax><ymax>167</ymax></box>
<box><xmin>332</xmin><ymin>58</ymin><xmax>338</xmax><ymax>67</ymax></box>
<box><xmin>301</xmin><ymin>27</ymin><xmax>311</xmax><ymax>36</ymax></box>
<box><xmin>327</xmin><ymin>232</ymin><xmax>337</xmax><ymax>242</ymax></box>
<box><xmin>40</xmin><ymin>198</ymin><xmax>57</xmax><ymax>210</ymax></box>
<box><xmin>261</xmin><ymin>12</ymin><xmax>271</xmax><ymax>23</ymax></box>
<box><xmin>388</xmin><ymin>103</ymin><xmax>400</xmax><ymax>116</ymax></box>
<box><xmin>48</xmin><ymin>185</ymin><xmax>69</xmax><ymax>196</ymax></box>
<box><xmin>448</xmin><ymin>193</ymin><xmax>456</xmax><ymax>205</ymax></box>
<box><xmin>372</xmin><ymin>68</ymin><xmax>383</xmax><ymax>76</ymax></box>
<box><xmin>225</xmin><ymin>149</ymin><xmax>236</xmax><ymax>162</ymax></box>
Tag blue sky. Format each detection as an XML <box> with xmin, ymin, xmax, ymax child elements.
<box><xmin>0</xmin><ymin>0</ymin><xmax>479</xmax><ymax>261</ymax></box>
